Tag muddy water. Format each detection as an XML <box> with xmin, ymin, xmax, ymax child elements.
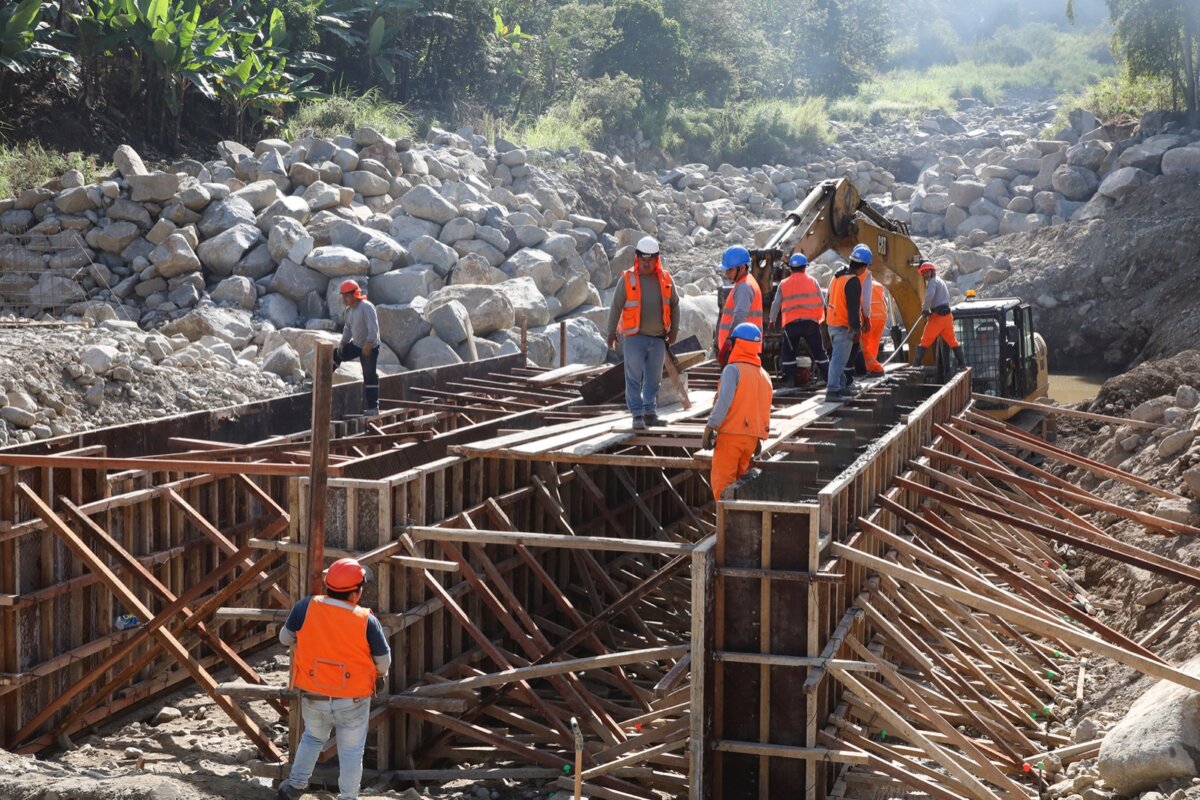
<box><xmin>1048</xmin><ymin>373</ymin><xmax>1111</xmax><ymax>404</ymax></box>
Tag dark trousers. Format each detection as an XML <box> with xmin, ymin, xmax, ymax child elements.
<box><xmin>780</xmin><ymin>319</ymin><xmax>829</xmax><ymax>381</ymax></box>
<box><xmin>335</xmin><ymin>342</ymin><xmax>379</xmax><ymax>409</ymax></box>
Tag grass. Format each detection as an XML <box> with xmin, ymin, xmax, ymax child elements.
<box><xmin>280</xmin><ymin>87</ymin><xmax>415</xmax><ymax>141</ymax></box>
<box><xmin>661</xmin><ymin>97</ymin><xmax>831</xmax><ymax>166</ymax></box>
<box><xmin>516</xmin><ymin>106</ymin><xmax>599</xmax><ymax>152</ymax></box>
<box><xmin>830</xmin><ymin>27</ymin><xmax>1115</xmax><ymax>124</ymax></box>
<box><xmin>1045</xmin><ymin>71</ymin><xmax>1177</xmax><ymax>134</ymax></box>
<box><xmin>0</xmin><ymin>141</ymin><xmax>107</xmax><ymax>199</ymax></box>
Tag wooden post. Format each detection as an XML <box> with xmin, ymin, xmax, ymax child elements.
<box><xmin>521</xmin><ymin>318</ymin><xmax>528</xmax><ymax>355</ymax></box>
<box><xmin>572</xmin><ymin>716</ymin><xmax>584</xmax><ymax>800</ymax></box>
<box><xmin>307</xmin><ymin>342</ymin><xmax>333</xmax><ymax>595</ymax></box>
<box><xmin>560</xmin><ymin>320</ymin><xmax>568</xmax><ymax>367</ymax></box>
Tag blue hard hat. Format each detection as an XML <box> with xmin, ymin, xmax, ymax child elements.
<box><xmin>721</xmin><ymin>246</ymin><xmax>751</xmax><ymax>270</ymax></box>
<box><xmin>850</xmin><ymin>244</ymin><xmax>873</xmax><ymax>265</ymax></box>
<box><xmin>729</xmin><ymin>322</ymin><xmax>762</xmax><ymax>343</ymax></box>
<box><xmin>788</xmin><ymin>253</ymin><xmax>808</xmax><ymax>270</ymax></box>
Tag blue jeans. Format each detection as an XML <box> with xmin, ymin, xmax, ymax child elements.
<box><xmin>622</xmin><ymin>333</ymin><xmax>666</xmax><ymax>417</ymax></box>
<box><xmin>827</xmin><ymin>326</ymin><xmax>855</xmax><ymax>393</ymax></box>
<box><xmin>285</xmin><ymin>696</ymin><xmax>371</xmax><ymax>800</ymax></box>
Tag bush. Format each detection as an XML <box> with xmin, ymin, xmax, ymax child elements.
<box><xmin>663</xmin><ymin>97</ymin><xmax>830</xmax><ymax>166</ymax></box>
<box><xmin>572</xmin><ymin>74</ymin><xmax>643</xmax><ymax>139</ymax></box>
<box><xmin>518</xmin><ymin>106</ymin><xmax>599</xmax><ymax>151</ymax></box>
<box><xmin>281</xmin><ymin>88</ymin><xmax>415</xmax><ymax>141</ymax></box>
<box><xmin>1046</xmin><ymin>71</ymin><xmax>1176</xmax><ymax>134</ymax></box>
<box><xmin>0</xmin><ymin>142</ymin><xmax>106</xmax><ymax>199</ymax></box>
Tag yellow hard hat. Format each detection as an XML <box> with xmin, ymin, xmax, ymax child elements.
<box><xmin>966</xmin><ymin>290</ymin><xmax>977</xmax><ymax>298</ymax></box>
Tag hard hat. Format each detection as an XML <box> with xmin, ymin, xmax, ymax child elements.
<box><xmin>324</xmin><ymin>557</ymin><xmax>369</xmax><ymax>592</ymax></box>
<box><xmin>729</xmin><ymin>322</ymin><xmax>762</xmax><ymax>343</ymax></box>
<box><xmin>788</xmin><ymin>253</ymin><xmax>808</xmax><ymax>270</ymax></box>
<box><xmin>635</xmin><ymin>236</ymin><xmax>660</xmax><ymax>256</ymax></box>
<box><xmin>966</xmin><ymin>289</ymin><xmax>977</xmax><ymax>298</ymax></box>
<box><xmin>339</xmin><ymin>279</ymin><xmax>362</xmax><ymax>295</ymax></box>
<box><xmin>918</xmin><ymin>261</ymin><xmax>936</xmax><ymax>275</ymax></box>
<box><xmin>849</xmin><ymin>244</ymin><xmax>873</xmax><ymax>265</ymax></box>
<box><xmin>721</xmin><ymin>245</ymin><xmax>751</xmax><ymax>270</ymax></box>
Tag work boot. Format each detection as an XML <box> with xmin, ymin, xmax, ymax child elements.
<box><xmin>277</xmin><ymin>783</ymin><xmax>303</xmax><ymax>800</ymax></box>
<box><xmin>953</xmin><ymin>346</ymin><xmax>968</xmax><ymax>371</ymax></box>
<box><xmin>912</xmin><ymin>345</ymin><xmax>927</xmax><ymax>366</ymax></box>
<box><xmin>644</xmin><ymin>412</ymin><xmax>661</xmax><ymax>427</ymax></box>
<box><xmin>632</xmin><ymin>416</ymin><xmax>647</xmax><ymax>431</ymax></box>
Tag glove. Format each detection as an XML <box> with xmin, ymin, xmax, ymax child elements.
<box><xmin>666</xmin><ymin>332</ymin><xmax>677</xmax><ymax>345</ymax></box>
<box><xmin>701</xmin><ymin>426</ymin><xmax>716</xmax><ymax>450</ymax></box>
<box><xmin>920</xmin><ymin>310</ymin><xmax>931</xmax><ymax>318</ymax></box>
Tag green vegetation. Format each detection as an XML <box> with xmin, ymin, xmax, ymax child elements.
<box><xmin>0</xmin><ymin>142</ymin><xmax>106</xmax><ymax>198</ymax></box>
<box><xmin>282</xmin><ymin>88</ymin><xmax>415</xmax><ymax>140</ymax></box>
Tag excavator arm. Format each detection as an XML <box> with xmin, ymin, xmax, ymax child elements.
<box><xmin>750</xmin><ymin>178</ymin><xmax>927</xmax><ymax>348</ymax></box>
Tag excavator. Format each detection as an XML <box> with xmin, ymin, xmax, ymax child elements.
<box><xmin>736</xmin><ymin>178</ymin><xmax>1049</xmax><ymax>420</ymax></box>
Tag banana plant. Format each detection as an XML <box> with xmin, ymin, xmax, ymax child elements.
<box><xmin>318</xmin><ymin>0</ymin><xmax>433</xmax><ymax>86</ymax></box>
<box><xmin>0</xmin><ymin>0</ymin><xmax>74</xmax><ymax>74</ymax></box>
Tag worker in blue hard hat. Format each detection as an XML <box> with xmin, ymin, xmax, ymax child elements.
<box><xmin>768</xmin><ymin>253</ymin><xmax>828</xmax><ymax>386</ymax></box>
<box><xmin>716</xmin><ymin>246</ymin><xmax>762</xmax><ymax>354</ymax></box>
<box><xmin>824</xmin><ymin>244</ymin><xmax>872</xmax><ymax>402</ymax></box>
<box><xmin>702</xmin><ymin>322</ymin><xmax>772</xmax><ymax>500</ymax></box>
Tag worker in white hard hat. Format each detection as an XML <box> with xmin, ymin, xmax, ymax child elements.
<box><xmin>607</xmin><ymin>235</ymin><xmax>680</xmax><ymax>430</ymax></box>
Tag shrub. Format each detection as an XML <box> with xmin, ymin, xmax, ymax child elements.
<box><xmin>662</xmin><ymin>97</ymin><xmax>830</xmax><ymax>166</ymax></box>
<box><xmin>572</xmin><ymin>74</ymin><xmax>643</xmax><ymax>139</ymax></box>
<box><xmin>518</xmin><ymin>106</ymin><xmax>599</xmax><ymax>151</ymax></box>
<box><xmin>0</xmin><ymin>142</ymin><xmax>107</xmax><ymax>198</ymax></box>
<box><xmin>281</xmin><ymin>87</ymin><xmax>414</xmax><ymax>140</ymax></box>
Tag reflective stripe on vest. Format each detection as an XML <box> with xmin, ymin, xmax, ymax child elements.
<box><xmin>717</xmin><ymin>276</ymin><xmax>763</xmax><ymax>350</ymax></box>
<box><xmin>826</xmin><ymin>274</ymin><xmax>854</xmax><ymax>328</ymax></box>
<box><xmin>867</xmin><ymin>280</ymin><xmax>886</xmax><ymax>323</ymax></box>
<box><xmin>779</xmin><ymin>272</ymin><xmax>825</xmax><ymax>325</ymax></box>
<box><xmin>620</xmin><ymin>268</ymin><xmax>673</xmax><ymax>336</ymax></box>
<box><xmin>717</xmin><ymin>362</ymin><xmax>772</xmax><ymax>439</ymax></box>
<box><xmin>293</xmin><ymin>596</ymin><xmax>378</xmax><ymax>698</ymax></box>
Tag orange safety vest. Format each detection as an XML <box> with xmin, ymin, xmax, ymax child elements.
<box><xmin>620</xmin><ymin>267</ymin><xmax>673</xmax><ymax>336</ymax></box>
<box><xmin>779</xmin><ymin>272</ymin><xmax>825</xmax><ymax>325</ymax></box>
<box><xmin>862</xmin><ymin>278</ymin><xmax>887</xmax><ymax>326</ymax></box>
<box><xmin>717</xmin><ymin>362</ymin><xmax>772</xmax><ymax>439</ymax></box>
<box><xmin>826</xmin><ymin>272</ymin><xmax>856</xmax><ymax>328</ymax></box>
<box><xmin>717</xmin><ymin>275</ymin><xmax>763</xmax><ymax>350</ymax></box>
<box><xmin>293</xmin><ymin>596</ymin><xmax>378</xmax><ymax>698</ymax></box>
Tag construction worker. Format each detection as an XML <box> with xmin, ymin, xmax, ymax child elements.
<box><xmin>914</xmin><ymin>261</ymin><xmax>967</xmax><ymax>370</ymax></box>
<box><xmin>277</xmin><ymin>558</ymin><xmax>391</xmax><ymax>800</ymax></box>
<box><xmin>768</xmin><ymin>253</ymin><xmax>828</xmax><ymax>385</ymax></box>
<box><xmin>715</xmin><ymin>245</ymin><xmax>763</xmax><ymax>353</ymax></box>
<box><xmin>860</xmin><ymin>269</ymin><xmax>888</xmax><ymax>374</ymax></box>
<box><xmin>606</xmin><ymin>235</ymin><xmax>680</xmax><ymax>430</ymax></box>
<box><xmin>702</xmin><ymin>323</ymin><xmax>772</xmax><ymax>500</ymax></box>
<box><xmin>824</xmin><ymin>245</ymin><xmax>872</xmax><ymax>402</ymax></box>
<box><xmin>334</xmin><ymin>280</ymin><xmax>380</xmax><ymax>415</ymax></box>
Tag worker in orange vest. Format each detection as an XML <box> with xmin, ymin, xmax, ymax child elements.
<box><xmin>715</xmin><ymin>246</ymin><xmax>763</xmax><ymax>353</ymax></box>
<box><xmin>768</xmin><ymin>253</ymin><xmax>828</xmax><ymax>385</ymax></box>
<box><xmin>914</xmin><ymin>261</ymin><xmax>967</xmax><ymax>371</ymax></box>
<box><xmin>606</xmin><ymin>235</ymin><xmax>680</xmax><ymax>430</ymax></box>
<box><xmin>824</xmin><ymin>245</ymin><xmax>872</xmax><ymax>402</ymax></box>
<box><xmin>702</xmin><ymin>323</ymin><xmax>772</xmax><ymax>500</ymax></box>
<box><xmin>277</xmin><ymin>558</ymin><xmax>391</xmax><ymax>800</ymax></box>
<box><xmin>859</xmin><ymin>272</ymin><xmax>889</xmax><ymax>374</ymax></box>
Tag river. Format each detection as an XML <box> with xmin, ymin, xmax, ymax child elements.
<box><xmin>1048</xmin><ymin>373</ymin><xmax>1111</xmax><ymax>404</ymax></box>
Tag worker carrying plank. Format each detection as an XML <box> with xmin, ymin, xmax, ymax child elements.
<box><xmin>276</xmin><ymin>558</ymin><xmax>392</xmax><ymax>800</ymax></box>
<box><xmin>606</xmin><ymin>235</ymin><xmax>680</xmax><ymax>430</ymax></box>
<box><xmin>702</xmin><ymin>323</ymin><xmax>772</xmax><ymax>500</ymax></box>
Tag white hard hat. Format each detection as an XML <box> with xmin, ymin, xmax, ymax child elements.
<box><xmin>635</xmin><ymin>236</ymin><xmax>660</xmax><ymax>255</ymax></box>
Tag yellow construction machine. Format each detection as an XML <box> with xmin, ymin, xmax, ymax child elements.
<box><xmin>746</xmin><ymin>178</ymin><xmax>1049</xmax><ymax>418</ymax></box>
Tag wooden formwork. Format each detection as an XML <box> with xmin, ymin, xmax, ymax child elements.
<box><xmin>700</xmin><ymin>371</ymin><xmax>972</xmax><ymax>800</ymax></box>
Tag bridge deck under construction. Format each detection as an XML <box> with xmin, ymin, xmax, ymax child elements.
<box><xmin>2</xmin><ymin>353</ymin><xmax>1198</xmax><ymax>800</ymax></box>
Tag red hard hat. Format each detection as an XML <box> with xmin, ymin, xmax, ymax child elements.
<box><xmin>918</xmin><ymin>261</ymin><xmax>936</xmax><ymax>275</ymax></box>
<box><xmin>339</xmin><ymin>279</ymin><xmax>361</xmax><ymax>295</ymax></box>
<box><xmin>324</xmin><ymin>558</ymin><xmax>367</xmax><ymax>591</ymax></box>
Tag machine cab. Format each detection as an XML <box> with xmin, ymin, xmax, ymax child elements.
<box><xmin>951</xmin><ymin>296</ymin><xmax>1044</xmax><ymax>401</ymax></box>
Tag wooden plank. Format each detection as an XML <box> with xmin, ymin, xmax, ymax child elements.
<box><xmin>0</xmin><ymin>454</ymin><xmax>310</xmax><ymax>477</ymax></box>
<box><xmin>407</xmin><ymin>526</ymin><xmax>693</xmax><ymax>554</ymax></box>
<box><xmin>970</xmin><ymin>393</ymin><xmax>1159</xmax><ymax>429</ymax></box>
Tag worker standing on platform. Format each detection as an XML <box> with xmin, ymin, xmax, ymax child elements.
<box><xmin>768</xmin><ymin>253</ymin><xmax>828</xmax><ymax>385</ymax></box>
<box><xmin>702</xmin><ymin>323</ymin><xmax>772</xmax><ymax>500</ymax></box>
<box><xmin>334</xmin><ymin>280</ymin><xmax>381</xmax><ymax>416</ymax></box>
<box><xmin>606</xmin><ymin>235</ymin><xmax>680</xmax><ymax>430</ymax></box>
<box><xmin>860</xmin><ymin>269</ymin><xmax>888</xmax><ymax>374</ymax></box>
<box><xmin>277</xmin><ymin>558</ymin><xmax>391</xmax><ymax>800</ymax></box>
<box><xmin>914</xmin><ymin>261</ymin><xmax>967</xmax><ymax>371</ymax></box>
<box><xmin>715</xmin><ymin>246</ymin><xmax>763</xmax><ymax>353</ymax></box>
<box><xmin>824</xmin><ymin>245</ymin><xmax>871</xmax><ymax>402</ymax></box>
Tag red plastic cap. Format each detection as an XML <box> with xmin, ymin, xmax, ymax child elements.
<box><xmin>340</xmin><ymin>279</ymin><xmax>361</xmax><ymax>295</ymax></box>
<box><xmin>325</xmin><ymin>558</ymin><xmax>367</xmax><ymax>591</ymax></box>
<box><xmin>918</xmin><ymin>262</ymin><xmax>936</xmax><ymax>275</ymax></box>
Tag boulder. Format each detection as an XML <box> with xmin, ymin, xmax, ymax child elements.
<box><xmin>543</xmin><ymin>317</ymin><xmax>608</xmax><ymax>367</ymax></box>
<box><xmin>1161</xmin><ymin>146</ymin><xmax>1200</xmax><ymax>177</ymax></box>
<box><xmin>88</xmin><ymin>221</ymin><xmax>141</xmax><ymax>254</ymax></box>
<box><xmin>426</xmin><ymin>285</ymin><xmax>515</xmax><ymax>335</ymax></box>
<box><xmin>160</xmin><ymin>306</ymin><xmax>254</xmax><ymax>347</ymax></box>
<box><xmin>376</xmin><ymin>303</ymin><xmax>432</xmax><ymax>361</ymax></box>
<box><xmin>1131</xmin><ymin>396</ymin><xmax>1174</xmax><ymax>423</ymax></box>
<box><xmin>257</xmin><ymin>196</ymin><xmax>310</xmax><ymax>231</ymax></box>
<box><xmin>262</xmin><ymin>343</ymin><xmax>302</xmax><ymax>379</ymax></box>
<box><xmin>272</xmin><ymin>259</ymin><xmax>331</xmax><ymax>302</ymax></box>
<box><xmin>343</xmin><ymin>170</ymin><xmax>390</xmax><ymax>197</ymax></box>
<box><xmin>303</xmin><ymin>181</ymin><xmax>343</xmax><ymax>211</ymax></box>
<box><xmin>389</xmin><ymin>215</ymin><xmax>442</xmax><ymax>244</ymax></box>
<box><xmin>113</xmin><ymin>145</ymin><xmax>149</xmax><ymax>178</ymax></box>
<box><xmin>198</xmin><ymin>197</ymin><xmax>257</xmax><ymax>238</ymax></box>
<box><xmin>405</xmin><ymin>335</ymin><xmax>463</xmax><ymax>370</ymax></box>
<box><xmin>258</xmin><ymin>293</ymin><xmax>299</xmax><ymax>328</ymax></box>
<box><xmin>231</xmin><ymin>180</ymin><xmax>279</xmax><ymax>212</ymax></box>
<box><xmin>196</xmin><ymin>224</ymin><xmax>263</xmax><ymax>276</ymax></box>
<box><xmin>108</xmin><ymin>197</ymin><xmax>153</xmax><ymax>228</ymax></box>
<box><xmin>399</xmin><ymin>184</ymin><xmax>459</xmax><ymax>224</ymax></box>
<box><xmin>1065</xmin><ymin>139</ymin><xmax>1109</xmax><ymax>172</ymax></box>
<box><xmin>439</xmin><ymin>217</ymin><xmax>476</xmax><ymax>245</ymax></box>
<box><xmin>503</xmin><ymin>248</ymin><xmax>556</xmax><ymax>293</ymax></box>
<box><xmin>947</xmin><ymin>180</ymin><xmax>985</xmax><ymax>208</ymax></box>
<box><xmin>127</xmin><ymin>173</ymin><xmax>185</xmax><ymax>203</ymax></box>
<box><xmin>956</xmin><ymin>214</ymin><xmax>1000</xmax><ymax>236</ymax></box>
<box><xmin>150</xmin><ymin>234</ymin><xmax>201</xmax><ymax>278</ymax></box>
<box><xmin>556</xmin><ymin>272</ymin><xmax>592</xmax><ymax>316</ymax></box>
<box><xmin>1051</xmin><ymin>165</ymin><xmax>1099</xmax><ymax>201</ymax></box>
<box><xmin>425</xmin><ymin>299</ymin><xmax>473</xmax><ymax>345</ymax></box>
<box><xmin>368</xmin><ymin>266</ymin><xmax>443</xmax><ymax>305</ymax></box>
<box><xmin>1118</xmin><ymin>136</ymin><xmax>1184</xmax><ymax>172</ymax></box>
<box><xmin>330</xmin><ymin>221</ymin><xmax>407</xmax><ymax>264</ymax></box>
<box><xmin>539</xmin><ymin>233</ymin><xmax>578</xmax><ymax>262</ymax></box>
<box><xmin>1098</xmin><ymin>166</ymin><xmax>1152</xmax><ymax>200</ymax></box>
<box><xmin>449</xmin><ymin>254</ymin><xmax>501</xmax><ymax>286</ymax></box>
<box><xmin>80</xmin><ymin>344</ymin><xmax>119</xmax><ymax>375</ymax></box>
<box><xmin>496</xmin><ymin>277</ymin><xmax>552</xmax><ymax>328</ymax></box>
<box><xmin>1098</xmin><ymin>653</ymin><xmax>1200</xmax><ymax>794</ymax></box>
<box><xmin>305</xmin><ymin>246</ymin><xmax>370</xmax><ymax>277</ymax></box>
<box><xmin>268</xmin><ymin>217</ymin><xmax>308</xmax><ymax>263</ymax></box>
<box><xmin>408</xmin><ymin>236</ymin><xmax>458</xmax><ymax>275</ymax></box>
<box><xmin>998</xmin><ymin>211</ymin><xmax>1048</xmax><ymax>235</ymax></box>
<box><xmin>211</xmin><ymin>275</ymin><xmax>257</xmax><ymax>309</ymax></box>
<box><xmin>453</xmin><ymin>239</ymin><xmax>505</xmax><ymax>268</ymax></box>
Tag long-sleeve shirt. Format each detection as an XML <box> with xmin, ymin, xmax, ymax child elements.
<box><xmin>706</xmin><ymin>363</ymin><xmax>741</xmax><ymax>428</ymax></box>
<box><xmin>280</xmin><ymin>595</ymin><xmax>392</xmax><ymax>674</ymax></box>
<box><xmin>922</xmin><ymin>276</ymin><xmax>951</xmax><ymax>313</ymax></box>
<box><xmin>606</xmin><ymin>270</ymin><xmax>680</xmax><ymax>339</ymax></box>
<box><xmin>829</xmin><ymin>269</ymin><xmax>862</xmax><ymax>333</ymax></box>
<box><xmin>728</xmin><ymin>280</ymin><xmax>755</xmax><ymax>331</ymax></box>
<box><xmin>341</xmin><ymin>300</ymin><xmax>380</xmax><ymax>348</ymax></box>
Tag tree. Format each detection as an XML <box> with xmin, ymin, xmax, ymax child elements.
<box><xmin>591</xmin><ymin>0</ymin><xmax>686</xmax><ymax>106</ymax></box>
<box><xmin>1071</xmin><ymin>0</ymin><xmax>1200</xmax><ymax>118</ymax></box>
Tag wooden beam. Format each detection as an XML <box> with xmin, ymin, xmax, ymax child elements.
<box><xmin>407</xmin><ymin>525</ymin><xmax>693</xmax><ymax>554</ymax></box>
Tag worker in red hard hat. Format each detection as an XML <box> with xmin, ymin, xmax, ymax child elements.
<box><xmin>914</xmin><ymin>262</ymin><xmax>967</xmax><ymax>371</ymax></box>
<box><xmin>334</xmin><ymin>280</ymin><xmax>381</xmax><ymax>415</ymax></box>
<box><xmin>277</xmin><ymin>558</ymin><xmax>390</xmax><ymax>800</ymax></box>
